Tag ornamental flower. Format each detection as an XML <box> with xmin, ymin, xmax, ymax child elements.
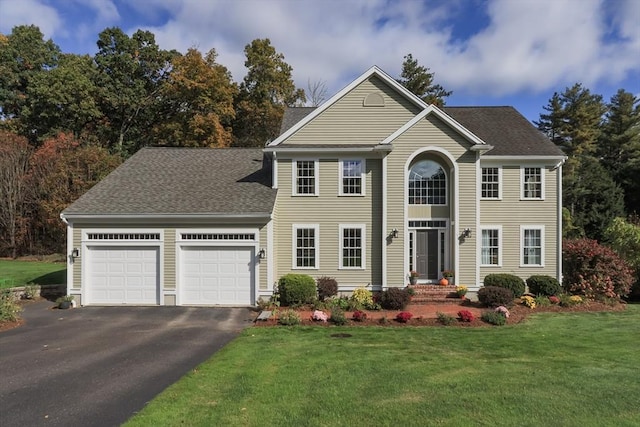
<box><xmin>312</xmin><ymin>310</ymin><xmax>328</xmax><ymax>322</ymax></box>
<box><xmin>409</xmin><ymin>270</ymin><xmax>419</xmax><ymax>278</ymax></box>
<box><xmin>442</xmin><ymin>270</ymin><xmax>455</xmax><ymax>278</ymax></box>
<box><xmin>456</xmin><ymin>285</ymin><xmax>468</xmax><ymax>296</ymax></box>
<box><xmin>521</xmin><ymin>295</ymin><xmax>536</xmax><ymax>309</ymax></box>
<box><xmin>457</xmin><ymin>310</ymin><xmax>475</xmax><ymax>322</ymax></box>
<box><xmin>352</xmin><ymin>310</ymin><xmax>367</xmax><ymax>322</ymax></box>
<box><xmin>396</xmin><ymin>311</ymin><xmax>413</xmax><ymax>323</ymax></box>
<box><xmin>495</xmin><ymin>306</ymin><xmax>510</xmax><ymax>318</ymax></box>
<box><xmin>548</xmin><ymin>295</ymin><xmax>560</xmax><ymax>304</ymax></box>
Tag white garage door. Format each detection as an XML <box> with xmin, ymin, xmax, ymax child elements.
<box><xmin>181</xmin><ymin>246</ymin><xmax>253</xmax><ymax>305</ymax></box>
<box><xmin>87</xmin><ymin>246</ymin><xmax>160</xmax><ymax>305</ymax></box>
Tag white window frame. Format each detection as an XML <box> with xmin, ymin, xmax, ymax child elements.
<box><xmin>521</xmin><ymin>166</ymin><xmax>545</xmax><ymax>200</ymax></box>
<box><xmin>339</xmin><ymin>159</ymin><xmax>366</xmax><ymax>196</ymax></box>
<box><xmin>481</xmin><ymin>167</ymin><xmax>502</xmax><ymax>200</ymax></box>
<box><xmin>480</xmin><ymin>226</ymin><xmax>502</xmax><ymax>267</ymax></box>
<box><xmin>408</xmin><ymin>160</ymin><xmax>447</xmax><ymax>206</ymax></box>
<box><xmin>292</xmin><ymin>159</ymin><xmax>319</xmax><ymax>196</ymax></box>
<box><xmin>292</xmin><ymin>224</ymin><xmax>319</xmax><ymax>269</ymax></box>
<box><xmin>339</xmin><ymin>224</ymin><xmax>366</xmax><ymax>269</ymax></box>
<box><xmin>520</xmin><ymin>225</ymin><xmax>545</xmax><ymax>267</ymax></box>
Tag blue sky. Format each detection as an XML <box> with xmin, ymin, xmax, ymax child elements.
<box><xmin>1</xmin><ymin>0</ymin><xmax>638</xmax><ymax>122</ymax></box>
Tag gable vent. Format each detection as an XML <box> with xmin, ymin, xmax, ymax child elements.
<box><xmin>363</xmin><ymin>92</ymin><xmax>385</xmax><ymax>107</ymax></box>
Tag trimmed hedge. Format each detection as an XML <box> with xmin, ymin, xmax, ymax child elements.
<box><xmin>478</xmin><ymin>286</ymin><xmax>514</xmax><ymax>307</ymax></box>
<box><xmin>527</xmin><ymin>275</ymin><xmax>562</xmax><ymax>296</ymax></box>
<box><xmin>379</xmin><ymin>288</ymin><xmax>411</xmax><ymax>310</ymax></box>
<box><xmin>278</xmin><ymin>274</ymin><xmax>316</xmax><ymax>306</ymax></box>
<box><xmin>484</xmin><ymin>274</ymin><xmax>525</xmax><ymax>298</ymax></box>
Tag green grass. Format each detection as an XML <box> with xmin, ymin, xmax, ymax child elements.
<box><xmin>126</xmin><ymin>306</ymin><xmax>640</xmax><ymax>427</ymax></box>
<box><xmin>0</xmin><ymin>259</ymin><xmax>66</xmax><ymax>289</ymax></box>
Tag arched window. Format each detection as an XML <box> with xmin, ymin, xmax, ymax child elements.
<box><xmin>409</xmin><ymin>160</ymin><xmax>446</xmax><ymax>205</ymax></box>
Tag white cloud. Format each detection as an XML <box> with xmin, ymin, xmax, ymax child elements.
<box><xmin>0</xmin><ymin>0</ymin><xmax>62</xmax><ymax>38</ymax></box>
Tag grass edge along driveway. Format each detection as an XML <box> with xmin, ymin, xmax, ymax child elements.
<box><xmin>126</xmin><ymin>306</ymin><xmax>640</xmax><ymax>427</ymax></box>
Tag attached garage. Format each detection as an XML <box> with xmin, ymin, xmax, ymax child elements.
<box><xmin>85</xmin><ymin>246</ymin><xmax>160</xmax><ymax>305</ymax></box>
<box><xmin>180</xmin><ymin>246</ymin><xmax>254</xmax><ymax>305</ymax></box>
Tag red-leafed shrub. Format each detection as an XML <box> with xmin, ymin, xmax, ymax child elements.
<box><xmin>563</xmin><ymin>238</ymin><xmax>634</xmax><ymax>299</ymax></box>
<box><xmin>352</xmin><ymin>310</ymin><xmax>367</xmax><ymax>322</ymax></box>
<box><xmin>396</xmin><ymin>312</ymin><xmax>413</xmax><ymax>323</ymax></box>
<box><xmin>457</xmin><ymin>310</ymin><xmax>475</xmax><ymax>322</ymax></box>
<box><xmin>548</xmin><ymin>295</ymin><xmax>560</xmax><ymax>304</ymax></box>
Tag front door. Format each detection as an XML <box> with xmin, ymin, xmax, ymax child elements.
<box><xmin>416</xmin><ymin>230</ymin><xmax>439</xmax><ymax>281</ymax></box>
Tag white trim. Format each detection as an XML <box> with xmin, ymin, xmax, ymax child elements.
<box><xmin>480</xmin><ymin>166</ymin><xmax>502</xmax><ymax>200</ymax></box>
<box><xmin>382</xmin><ymin>155</ymin><xmax>388</xmax><ymax>289</ymax></box>
<box><xmin>475</xmin><ymin>154</ymin><xmax>481</xmax><ymax>286</ymax></box>
<box><xmin>267</xmin><ymin>65</ymin><xmax>428</xmax><ymax>147</ymax></box>
<box><xmin>292</xmin><ymin>224</ymin><xmax>319</xmax><ymax>270</ymax></box>
<box><xmin>267</xmin><ymin>219</ymin><xmax>274</xmax><ymax>291</ymax></box>
<box><xmin>338</xmin><ymin>224</ymin><xmax>366</xmax><ymax>270</ymax></box>
<box><xmin>482</xmin><ymin>155</ymin><xmax>567</xmax><ymax>161</ymax></box>
<box><xmin>407</xmin><ymin>220</ymin><xmax>449</xmax><ymax>283</ymax></box>
<box><xmin>272</xmin><ymin>152</ymin><xmax>278</xmax><ymax>189</ymax></box>
<box><xmin>520</xmin><ymin>225</ymin><xmax>545</xmax><ymax>267</ymax></box>
<box><xmin>292</xmin><ymin>159</ymin><xmax>319</xmax><ymax>196</ymax></box>
<box><xmin>62</xmin><ymin>213</ymin><xmax>272</xmax><ymax>220</ymax></box>
<box><xmin>520</xmin><ymin>166</ymin><xmax>545</xmax><ymax>200</ymax></box>
<box><xmin>479</xmin><ymin>226</ymin><xmax>502</xmax><ymax>267</ymax></box>
<box><xmin>338</xmin><ymin>158</ymin><xmax>366</xmax><ymax>196</ymax></box>
<box><xmin>381</xmin><ymin>104</ymin><xmax>488</xmax><ymax>147</ymax></box>
<box><xmin>66</xmin><ymin>221</ymin><xmax>74</xmax><ymax>295</ymax></box>
<box><xmin>264</xmin><ymin>146</ymin><xmax>392</xmax><ymax>154</ymax></box>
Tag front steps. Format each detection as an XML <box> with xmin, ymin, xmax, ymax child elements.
<box><xmin>409</xmin><ymin>284</ymin><xmax>463</xmax><ymax>304</ymax></box>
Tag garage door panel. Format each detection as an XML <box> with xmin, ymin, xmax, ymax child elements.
<box><xmin>180</xmin><ymin>246</ymin><xmax>253</xmax><ymax>305</ymax></box>
<box><xmin>87</xmin><ymin>246</ymin><xmax>159</xmax><ymax>305</ymax></box>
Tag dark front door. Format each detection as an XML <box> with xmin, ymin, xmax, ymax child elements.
<box><xmin>416</xmin><ymin>230</ymin><xmax>439</xmax><ymax>281</ymax></box>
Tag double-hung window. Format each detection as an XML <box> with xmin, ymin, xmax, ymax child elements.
<box><xmin>521</xmin><ymin>226</ymin><xmax>544</xmax><ymax>266</ymax></box>
<box><xmin>340</xmin><ymin>225</ymin><xmax>365</xmax><ymax>269</ymax></box>
<box><xmin>480</xmin><ymin>227</ymin><xmax>501</xmax><ymax>266</ymax></box>
<box><xmin>340</xmin><ymin>159</ymin><xmax>365</xmax><ymax>195</ymax></box>
<box><xmin>522</xmin><ymin>167</ymin><xmax>543</xmax><ymax>199</ymax></box>
<box><xmin>294</xmin><ymin>160</ymin><xmax>318</xmax><ymax>195</ymax></box>
<box><xmin>481</xmin><ymin>167</ymin><xmax>501</xmax><ymax>199</ymax></box>
<box><xmin>293</xmin><ymin>225</ymin><xmax>318</xmax><ymax>268</ymax></box>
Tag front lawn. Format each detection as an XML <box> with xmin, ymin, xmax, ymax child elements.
<box><xmin>126</xmin><ymin>306</ymin><xmax>640</xmax><ymax>426</ymax></box>
<box><xmin>0</xmin><ymin>259</ymin><xmax>66</xmax><ymax>289</ymax></box>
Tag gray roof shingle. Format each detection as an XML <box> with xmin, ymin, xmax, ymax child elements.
<box><xmin>63</xmin><ymin>147</ymin><xmax>276</xmax><ymax>216</ymax></box>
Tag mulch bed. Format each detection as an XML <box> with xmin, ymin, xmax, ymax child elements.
<box><xmin>253</xmin><ymin>299</ymin><xmax>627</xmax><ymax>328</ymax></box>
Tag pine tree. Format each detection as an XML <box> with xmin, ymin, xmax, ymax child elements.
<box><xmin>396</xmin><ymin>54</ymin><xmax>451</xmax><ymax>107</ymax></box>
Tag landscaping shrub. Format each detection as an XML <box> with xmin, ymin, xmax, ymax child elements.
<box><xmin>278</xmin><ymin>274</ymin><xmax>316</xmax><ymax>306</ymax></box>
<box><xmin>563</xmin><ymin>238</ymin><xmax>634</xmax><ymax>300</ymax></box>
<box><xmin>526</xmin><ymin>275</ymin><xmax>562</xmax><ymax>296</ymax></box>
<box><xmin>316</xmin><ymin>276</ymin><xmax>338</xmax><ymax>301</ymax></box>
<box><xmin>379</xmin><ymin>287</ymin><xmax>411</xmax><ymax>310</ymax></box>
<box><xmin>330</xmin><ymin>309</ymin><xmax>347</xmax><ymax>325</ymax></box>
<box><xmin>481</xmin><ymin>311</ymin><xmax>507</xmax><ymax>326</ymax></box>
<box><xmin>352</xmin><ymin>310</ymin><xmax>367</xmax><ymax>322</ymax></box>
<box><xmin>484</xmin><ymin>274</ymin><xmax>525</xmax><ymax>297</ymax></box>
<box><xmin>350</xmin><ymin>287</ymin><xmax>373</xmax><ymax>309</ymax></box>
<box><xmin>548</xmin><ymin>295</ymin><xmax>560</xmax><ymax>304</ymax></box>
<box><xmin>457</xmin><ymin>310</ymin><xmax>475</xmax><ymax>322</ymax></box>
<box><xmin>436</xmin><ymin>312</ymin><xmax>455</xmax><ymax>326</ymax></box>
<box><xmin>534</xmin><ymin>295</ymin><xmax>551</xmax><ymax>307</ymax></box>
<box><xmin>1</xmin><ymin>290</ymin><xmax>22</xmax><ymax>322</ymax></box>
<box><xmin>396</xmin><ymin>311</ymin><xmax>413</xmax><ymax>323</ymax></box>
<box><xmin>22</xmin><ymin>283</ymin><xmax>40</xmax><ymax>300</ymax></box>
<box><xmin>312</xmin><ymin>310</ymin><xmax>328</xmax><ymax>322</ymax></box>
<box><xmin>559</xmin><ymin>294</ymin><xmax>584</xmax><ymax>307</ymax></box>
<box><xmin>278</xmin><ymin>309</ymin><xmax>301</xmax><ymax>326</ymax></box>
<box><xmin>521</xmin><ymin>295</ymin><xmax>536</xmax><ymax>309</ymax></box>
<box><xmin>478</xmin><ymin>286</ymin><xmax>514</xmax><ymax>307</ymax></box>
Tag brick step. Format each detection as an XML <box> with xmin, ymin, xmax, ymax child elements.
<box><xmin>409</xmin><ymin>284</ymin><xmax>463</xmax><ymax>304</ymax></box>
<box><xmin>411</xmin><ymin>295</ymin><xmax>465</xmax><ymax>304</ymax></box>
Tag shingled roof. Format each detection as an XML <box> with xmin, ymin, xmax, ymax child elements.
<box><xmin>278</xmin><ymin>106</ymin><xmax>564</xmax><ymax>157</ymax></box>
<box><xmin>62</xmin><ymin>147</ymin><xmax>276</xmax><ymax>217</ymax></box>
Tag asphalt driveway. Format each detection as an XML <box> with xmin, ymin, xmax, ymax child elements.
<box><xmin>0</xmin><ymin>300</ymin><xmax>255</xmax><ymax>427</ymax></box>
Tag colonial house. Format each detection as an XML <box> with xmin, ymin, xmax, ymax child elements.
<box><xmin>61</xmin><ymin>66</ymin><xmax>566</xmax><ymax>306</ymax></box>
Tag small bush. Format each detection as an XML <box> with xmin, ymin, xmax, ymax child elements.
<box><xmin>484</xmin><ymin>274</ymin><xmax>525</xmax><ymax>297</ymax></box>
<box><xmin>1</xmin><ymin>290</ymin><xmax>22</xmax><ymax>322</ymax></box>
<box><xmin>330</xmin><ymin>309</ymin><xmax>347</xmax><ymax>325</ymax></box>
<box><xmin>278</xmin><ymin>309</ymin><xmax>301</xmax><ymax>326</ymax></box>
<box><xmin>316</xmin><ymin>276</ymin><xmax>338</xmax><ymax>301</ymax></box>
<box><xmin>457</xmin><ymin>310</ymin><xmax>475</xmax><ymax>322</ymax></box>
<box><xmin>22</xmin><ymin>283</ymin><xmax>40</xmax><ymax>300</ymax></box>
<box><xmin>526</xmin><ymin>275</ymin><xmax>562</xmax><ymax>296</ymax></box>
<box><xmin>278</xmin><ymin>274</ymin><xmax>316</xmax><ymax>306</ymax></box>
<box><xmin>559</xmin><ymin>294</ymin><xmax>583</xmax><ymax>307</ymax></box>
<box><xmin>379</xmin><ymin>288</ymin><xmax>411</xmax><ymax>310</ymax></box>
<box><xmin>436</xmin><ymin>312</ymin><xmax>455</xmax><ymax>326</ymax></box>
<box><xmin>396</xmin><ymin>311</ymin><xmax>413</xmax><ymax>323</ymax></box>
<box><xmin>352</xmin><ymin>310</ymin><xmax>367</xmax><ymax>322</ymax></box>
<box><xmin>481</xmin><ymin>311</ymin><xmax>507</xmax><ymax>326</ymax></box>
<box><xmin>478</xmin><ymin>286</ymin><xmax>514</xmax><ymax>307</ymax></box>
<box><xmin>350</xmin><ymin>287</ymin><xmax>373</xmax><ymax>309</ymax></box>
<box><xmin>520</xmin><ymin>295</ymin><xmax>536</xmax><ymax>309</ymax></box>
<box><xmin>534</xmin><ymin>295</ymin><xmax>551</xmax><ymax>307</ymax></box>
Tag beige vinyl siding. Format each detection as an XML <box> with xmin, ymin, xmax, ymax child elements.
<box><xmin>273</xmin><ymin>157</ymin><xmax>382</xmax><ymax>288</ymax></box>
<box><xmin>285</xmin><ymin>76</ymin><xmax>421</xmax><ymax>145</ymax></box>
<box><xmin>259</xmin><ymin>226</ymin><xmax>268</xmax><ymax>290</ymax></box>
<box><xmin>386</xmin><ymin>115</ymin><xmax>477</xmax><ymax>287</ymax></box>
<box><xmin>480</xmin><ymin>165</ymin><xmax>559</xmax><ymax>281</ymax></box>
<box><xmin>164</xmin><ymin>229</ymin><xmax>176</xmax><ymax>289</ymax></box>
<box><xmin>72</xmin><ymin>227</ymin><xmax>82</xmax><ymax>289</ymax></box>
